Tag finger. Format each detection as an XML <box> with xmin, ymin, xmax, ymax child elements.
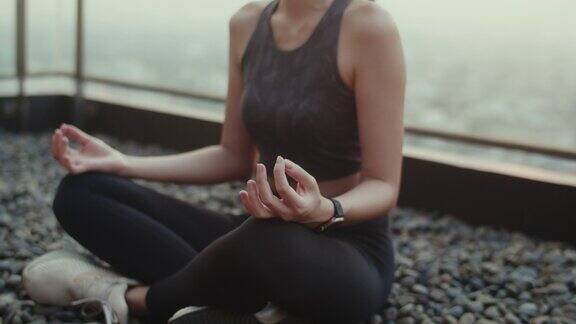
<box><xmin>239</xmin><ymin>190</ymin><xmax>255</xmax><ymax>214</ymax></box>
<box><xmin>255</xmin><ymin>163</ymin><xmax>287</xmax><ymax>212</ymax></box>
<box><xmin>61</xmin><ymin>124</ymin><xmax>91</xmax><ymax>146</ymax></box>
<box><xmin>284</xmin><ymin>158</ymin><xmax>317</xmax><ymax>190</ymax></box>
<box><xmin>53</xmin><ymin>130</ymin><xmax>64</xmax><ymax>159</ymax></box>
<box><xmin>60</xmin><ymin>136</ymin><xmax>79</xmax><ymax>173</ymax></box>
<box><xmin>51</xmin><ymin>132</ymin><xmax>58</xmax><ymax>159</ymax></box>
<box><xmin>55</xmin><ymin>131</ymin><xmax>71</xmax><ymax>167</ymax></box>
<box><xmin>273</xmin><ymin>157</ymin><xmax>304</xmax><ymax>207</ymax></box>
<box><xmin>60</xmin><ymin>136</ymin><xmax>70</xmax><ymax>159</ymax></box>
<box><xmin>66</xmin><ymin>157</ymin><xmax>89</xmax><ymax>174</ymax></box>
<box><xmin>240</xmin><ymin>189</ymin><xmax>272</xmax><ymax>218</ymax></box>
<box><xmin>61</xmin><ymin>154</ymin><xmax>78</xmax><ymax>174</ymax></box>
<box><xmin>247</xmin><ymin>180</ymin><xmax>274</xmax><ymax>218</ymax></box>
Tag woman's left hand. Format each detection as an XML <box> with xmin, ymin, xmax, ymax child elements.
<box><xmin>239</xmin><ymin>156</ymin><xmax>334</xmax><ymax>227</ymax></box>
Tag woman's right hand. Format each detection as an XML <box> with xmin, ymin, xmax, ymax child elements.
<box><xmin>51</xmin><ymin>123</ymin><xmax>127</xmax><ymax>175</ymax></box>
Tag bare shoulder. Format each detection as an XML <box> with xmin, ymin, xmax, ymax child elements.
<box><xmin>229</xmin><ymin>0</ymin><xmax>269</xmax><ymax>37</ymax></box>
<box><xmin>229</xmin><ymin>0</ymin><xmax>269</xmax><ymax>63</ymax></box>
<box><xmin>343</xmin><ymin>0</ymin><xmax>400</xmax><ymax>44</ymax></box>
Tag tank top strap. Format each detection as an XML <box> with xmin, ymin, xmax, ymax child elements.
<box><xmin>241</xmin><ymin>0</ymin><xmax>278</xmax><ymax>70</ymax></box>
<box><xmin>310</xmin><ymin>0</ymin><xmax>352</xmax><ymax>49</ymax></box>
<box><xmin>310</xmin><ymin>0</ymin><xmax>354</xmax><ymax>95</ymax></box>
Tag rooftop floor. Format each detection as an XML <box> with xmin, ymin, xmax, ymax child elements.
<box><xmin>0</xmin><ymin>129</ymin><xmax>575</xmax><ymax>323</ymax></box>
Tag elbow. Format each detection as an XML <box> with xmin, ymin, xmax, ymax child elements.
<box><xmin>235</xmin><ymin>150</ymin><xmax>256</xmax><ymax>180</ymax></box>
<box><xmin>237</xmin><ymin>162</ymin><xmax>254</xmax><ymax>180</ymax></box>
<box><xmin>227</xmin><ymin>153</ymin><xmax>253</xmax><ymax>181</ymax></box>
<box><xmin>218</xmin><ymin>144</ymin><xmax>255</xmax><ymax>180</ymax></box>
<box><xmin>360</xmin><ymin>175</ymin><xmax>400</xmax><ymax>212</ymax></box>
<box><xmin>379</xmin><ymin>179</ymin><xmax>400</xmax><ymax>212</ymax></box>
<box><xmin>389</xmin><ymin>188</ymin><xmax>400</xmax><ymax>210</ymax></box>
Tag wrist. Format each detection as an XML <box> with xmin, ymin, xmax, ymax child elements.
<box><xmin>312</xmin><ymin>197</ymin><xmax>334</xmax><ymax>224</ymax></box>
<box><xmin>302</xmin><ymin>197</ymin><xmax>333</xmax><ymax>229</ymax></box>
<box><xmin>318</xmin><ymin>196</ymin><xmax>335</xmax><ymax>222</ymax></box>
<box><xmin>115</xmin><ymin>153</ymin><xmax>132</xmax><ymax>177</ymax></box>
<box><xmin>315</xmin><ymin>197</ymin><xmax>346</xmax><ymax>232</ymax></box>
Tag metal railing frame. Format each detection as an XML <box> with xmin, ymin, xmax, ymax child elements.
<box><xmin>7</xmin><ymin>0</ymin><xmax>576</xmax><ymax>160</ymax></box>
<box><xmin>16</xmin><ymin>0</ymin><xmax>27</xmax><ymax>129</ymax></box>
<box><xmin>73</xmin><ymin>0</ymin><xmax>84</xmax><ymax>125</ymax></box>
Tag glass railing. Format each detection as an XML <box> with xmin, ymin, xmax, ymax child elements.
<box><xmin>28</xmin><ymin>0</ymin><xmax>75</xmax><ymax>73</ymax></box>
<box><xmin>1</xmin><ymin>0</ymin><xmax>575</xmax><ymax>158</ymax></box>
<box><xmin>386</xmin><ymin>0</ymin><xmax>576</xmax><ymax>155</ymax></box>
<box><xmin>0</xmin><ymin>0</ymin><xmax>16</xmax><ymax>77</ymax></box>
<box><xmin>84</xmin><ymin>0</ymin><xmax>245</xmax><ymax>97</ymax></box>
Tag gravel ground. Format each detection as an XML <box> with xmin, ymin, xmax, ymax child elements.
<box><xmin>1</xmin><ymin>130</ymin><xmax>575</xmax><ymax>324</ymax></box>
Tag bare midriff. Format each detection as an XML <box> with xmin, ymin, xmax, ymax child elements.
<box><xmin>257</xmin><ymin>172</ymin><xmax>361</xmax><ymax>199</ymax></box>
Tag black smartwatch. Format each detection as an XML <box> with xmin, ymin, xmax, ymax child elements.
<box><xmin>316</xmin><ymin>198</ymin><xmax>345</xmax><ymax>232</ymax></box>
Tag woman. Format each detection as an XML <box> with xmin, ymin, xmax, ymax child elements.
<box><xmin>22</xmin><ymin>0</ymin><xmax>405</xmax><ymax>323</ymax></box>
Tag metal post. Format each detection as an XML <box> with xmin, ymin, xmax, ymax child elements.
<box><xmin>16</xmin><ymin>0</ymin><xmax>27</xmax><ymax>130</ymax></box>
<box><xmin>73</xmin><ymin>0</ymin><xmax>85</xmax><ymax>126</ymax></box>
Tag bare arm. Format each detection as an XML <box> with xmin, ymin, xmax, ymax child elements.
<box><xmin>119</xmin><ymin>144</ymin><xmax>254</xmax><ymax>184</ymax></box>
<box><xmin>331</xmin><ymin>3</ymin><xmax>406</xmax><ymax>224</ymax></box>
<box><xmin>54</xmin><ymin>5</ymin><xmax>262</xmax><ymax>185</ymax></box>
<box><xmin>120</xmin><ymin>5</ymin><xmax>264</xmax><ymax>184</ymax></box>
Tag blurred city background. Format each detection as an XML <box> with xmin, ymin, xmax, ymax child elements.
<box><xmin>1</xmin><ymin>0</ymin><xmax>576</xmax><ymax>151</ymax></box>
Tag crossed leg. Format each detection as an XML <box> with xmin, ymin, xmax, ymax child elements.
<box><xmin>52</xmin><ymin>171</ymin><xmax>393</xmax><ymax>323</ymax></box>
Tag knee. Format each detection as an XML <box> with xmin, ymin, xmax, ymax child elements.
<box><xmin>196</xmin><ymin>217</ymin><xmax>308</xmax><ymax>271</ymax></box>
<box><xmin>226</xmin><ymin>217</ymin><xmax>310</xmax><ymax>256</ymax></box>
<box><xmin>52</xmin><ymin>171</ymin><xmax>109</xmax><ymax>222</ymax></box>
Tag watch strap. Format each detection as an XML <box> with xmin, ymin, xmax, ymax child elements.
<box><xmin>315</xmin><ymin>198</ymin><xmax>345</xmax><ymax>232</ymax></box>
<box><xmin>330</xmin><ymin>197</ymin><xmax>344</xmax><ymax>219</ymax></box>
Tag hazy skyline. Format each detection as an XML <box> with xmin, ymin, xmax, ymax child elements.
<box><xmin>1</xmin><ymin>0</ymin><xmax>575</xmax><ymax>149</ymax></box>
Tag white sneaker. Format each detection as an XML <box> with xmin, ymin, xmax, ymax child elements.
<box><xmin>254</xmin><ymin>302</ymin><xmax>313</xmax><ymax>324</ymax></box>
<box><xmin>22</xmin><ymin>250</ymin><xmax>138</xmax><ymax>324</ymax></box>
<box><xmin>253</xmin><ymin>302</ymin><xmax>288</xmax><ymax>324</ymax></box>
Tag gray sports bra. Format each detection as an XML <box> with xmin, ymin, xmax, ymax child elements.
<box><xmin>240</xmin><ymin>0</ymin><xmax>360</xmax><ymax>181</ymax></box>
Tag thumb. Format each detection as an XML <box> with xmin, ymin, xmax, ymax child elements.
<box><xmin>61</xmin><ymin>124</ymin><xmax>92</xmax><ymax>146</ymax></box>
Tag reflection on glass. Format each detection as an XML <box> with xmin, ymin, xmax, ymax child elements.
<box><xmin>83</xmin><ymin>0</ymin><xmax>576</xmax><ymax>151</ymax></box>
<box><xmin>28</xmin><ymin>0</ymin><xmax>75</xmax><ymax>73</ymax></box>
<box><xmin>85</xmin><ymin>0</ymin><xmax>247</xmax><ymax>96</ymax></box>
<box><xmin>0</xmin><ymin>0</ymin><xmax>16</xmax><ymax>76</ymax></box>
<box><xmin>0</xmin><ymin>80</ymin><xmax>18</xmax><ymax>96</ymax></box>
<box><xmin>3</xmin><ymin>0</ymin><xmax>576</xmax><ymax>151</ymax></box>
<box><xmin>384</xmin><ymin>0</ymin><xmax>576</xmax><ymax>150</ymax></box>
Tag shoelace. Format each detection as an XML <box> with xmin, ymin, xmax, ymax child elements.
<box><xmin>72</xmin><ymin>274</ymin><xmax>129</xmax><ymax>324</ymax></box>
<box><xmin>72</xmin><ymin>297</ymin><xmax>118</xmax><ymax>324</ymax></box>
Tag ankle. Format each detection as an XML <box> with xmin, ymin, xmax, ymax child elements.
<box><xmin>125</xmin><ymin>286</ymin><xmax>150</xmax><ymax>316</ymax></box>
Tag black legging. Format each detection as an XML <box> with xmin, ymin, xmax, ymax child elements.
<box><xmin>52</xmin><ymin>171</ymin><xmax>395</xmax><ymax>323</ymax></box>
